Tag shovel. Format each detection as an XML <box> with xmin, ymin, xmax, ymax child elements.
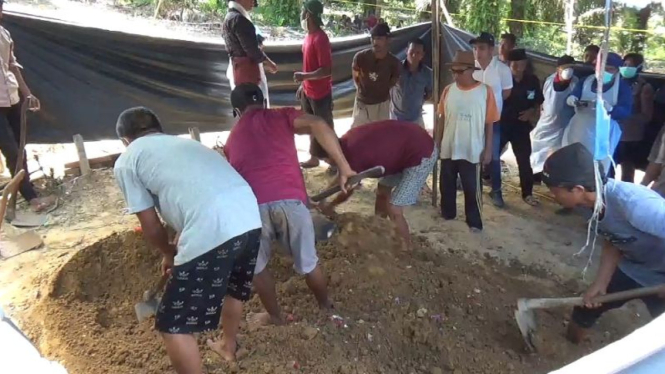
<box><xmin>6</xmin><ymin>101</ymin><xmax>48</xmax><ymax>228</ymax></box>
<box><xmin>134</xmin><ymin>273</ymin><xmax>170</xmax><ymax>322</ymax></box>
<box><xmin>309</xmin><ymin>166</ymin><xmax>386</xmax><ymax>242</ymax></box>
<box><xmin>0</xmin><ymin>170</ymin><xmax>44</xmax><ymax>259</ymax></box>
<box><xmin>515</xmin><ymin>284</ymin><xmax>665</xmax><ymax>352</ymax></box>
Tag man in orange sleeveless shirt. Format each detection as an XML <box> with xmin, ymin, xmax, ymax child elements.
<box><xmin>436</xmin><ymin>51</ymin><xmax>499</xmax><ymax>232</ymax></box>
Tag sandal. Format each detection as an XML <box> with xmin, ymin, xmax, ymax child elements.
<box><xmin>30</xmin><ymin>196</ymin><xmax>58</xmax><ymax>213</ymax></box>
<box><xmin>523</xmin><ymin>195</ymin><xmax>539</xmax><ymax>206</ymax></box>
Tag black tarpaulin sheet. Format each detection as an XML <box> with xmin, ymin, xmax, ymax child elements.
<box><xmin>4</xmin><ymin>12</ymin><xmax>431</xmax><ymax>143</ymax></box>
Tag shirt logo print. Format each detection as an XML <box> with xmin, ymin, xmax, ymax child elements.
<box><xmin>169</xmin><ymin>327</ymin><xmax>180</xmax><ymax>333</ymax></box>
<box><xmin>186</xmin><ymin>316</ymin><xmax>199</xmax><ymax>325</ymax></box>
<box><xmin>172</xmin><ymin>301</ymin><xmax>184</xmax><ymax>309</ymax></box>
<box><xmin>212</xmin><ymin>278</ymin><xmax>224</xmax><ymax>287</ymax></box>
<box><xmin>196</xmin><ymin>261</ymin><xmax>209</xmax><ymax>270</ymax></box>
<box><xmin>192</xmin><ymin>289</ymin><xmax>204</xmax><ymax>297</ymax></box>
<box><xmin>369</xmin><ymin>72</ymin><xmax>378</xmax><ymax>81</ymax></box>
<box><xmin>179</xmin><ymin>287</ymin><xmax>186</xmax><ymax>292</ymax></box>
<box><xmin>206</xmin><ymin>307</ymin><xmax>218</xmax><ymax>315</ymax></box>
<box><xmin>177</xmin><ymin>271</ymin><xmax>189</xmax><ymax>280</ymax></box>
<box><xmin>233</xmin><ymin>240</ymin><xmax>242</xmax><ymax>250</ymax></box>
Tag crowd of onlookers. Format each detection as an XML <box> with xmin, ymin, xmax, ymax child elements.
<box><xmin>326</xmin><ymin>12</ymin><xmax>402</xmax><ymax>34</ymax></box>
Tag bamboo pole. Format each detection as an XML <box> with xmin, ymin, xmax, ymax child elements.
<box><xmin>431</xmin><ymin>0</ymin><xmax>441</xmax><ymax>207</ymax></box>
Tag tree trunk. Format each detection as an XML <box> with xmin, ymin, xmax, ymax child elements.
<box><xmin>509</xmin><ymin>0</ymin><xmax>525</xmax><ymax>38</ymax></box>
<box><xmin>631</xmin><ymin>5</ymin><xmax>651</xmax><ymax>53</ymax></box>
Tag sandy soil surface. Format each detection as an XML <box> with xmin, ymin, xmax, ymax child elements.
<box><xmin>0</xmin><ymin>152</ymin><xmax>651</xmax><ymax>374</ymax></box>
<box><xmin>0</xmin><ymin>107</ymin><xmax>652</xmax><ymax>373</ymax></box>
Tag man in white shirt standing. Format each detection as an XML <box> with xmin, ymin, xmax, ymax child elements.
<box><xmin>471</xmin><ymin>32</ymin><xmax>513</xmax><ymax>208</ymax></box>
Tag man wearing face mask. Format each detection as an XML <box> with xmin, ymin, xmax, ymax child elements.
<box><xmin>563</xmin><ymin>52</ymin><xmax>632</xmax><ymax>173</ymax></box>
<box><xmin>500</xmin><ymin>49</ymin><xmax>544</xmax><ymax>206</ymax></box>
<box><xmin>295</xmin><ymin>0</ymin><xmax>334</xmax><ymax>169</ymax></box>
<box><xmin>530</xmin><ymin>55</ymin><xmax>578</xmax><ymax>177</ymax></box>
<box><xmin>351</xmin><ymin>23</ymin><xmax>400</xmax><ymax>127</ymax></box>
<box><xmin>614</xmin><ymin>53</ymin><xmax>654</xmax><ymax>183</ymax></box>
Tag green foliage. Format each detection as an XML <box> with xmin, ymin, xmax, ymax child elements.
<box><xmin>459</xmin><ymin>0</ymin><xmax>503</xmax><ymax>35</ymax></box>
<box><xmin>254</xmin><ymin>0</ymin><xmax>302</xmax><ymax>27</ymax></box>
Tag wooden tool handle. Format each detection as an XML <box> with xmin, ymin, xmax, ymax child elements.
<box><xmin>0</xmin><ymin>170</ymin><xmax>26</xmax><ymax>229</ymax></box>
<box><xmin>521</xmin><ymin>284</ymin><xmax>665</xmax><ymax>310</ymax></box>
<box><xmin>144</xmin><ymin>273</ymin><xmax>170</xmax><ymax>301</ymax></box>
<box><xmin>310</xmin><ymin>166</ymin><xmax>385</xmax><ymax>203</ymax></box>
<box><xmin>7</xmin><ymin>102</ymin><xmax>29</xmax><ymax>221</ymax></box>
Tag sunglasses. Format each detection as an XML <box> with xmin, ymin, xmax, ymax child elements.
<box><xmin>450</xmin><ymin>67</ymin><xmax>471</xmax><ymax>74</ymax></box>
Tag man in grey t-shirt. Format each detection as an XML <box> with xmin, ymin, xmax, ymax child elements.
<box><xmin>113</xmin><ymin>107</ymin><xmax>261</xmax><ymax>373</ymax></box>
<box><xmin>542</xmin><ymin>143</ymin><xmax>665</xmax><ymax>344</ymax></box>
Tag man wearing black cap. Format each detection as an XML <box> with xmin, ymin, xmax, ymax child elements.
<box><xmin>471</xmin><ymin>31</ymin><xmax>513</xmax><ymax>208</ymax></box>
<box><xmin>224</xmin><ymin>83</ymin><xmax>355</xmax><ymax>329</ymax></box>
<box><xmin>351</xmin><ymin>23</ymin><xmax>400</xmax><ymax>127</ymax></box>
<box><xmin>295</xmin><ymin>0</ymin><xmax>334</xmax><ymax>169</ymax></box>
<box><xmin>113</xmin><ymin>107</ymin><xmax>262</xmax><ymax>372</ymax></box>
<box><xmin>542</xmin><ymin>143</ymin><xmax>665</xmax><ymax>344</ymax></box>
<box><xmin>530</xmin><ymin>55</ymin><xmax>578</xmax><ymax>178</ymax></box>
<box><xmin>500</xmin><ymin>48</ymin><xmax>543</xmax><ymax>206</ymax></box>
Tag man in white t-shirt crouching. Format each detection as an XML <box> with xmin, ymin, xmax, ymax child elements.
<box><xmin>113</xmin><ymin>107</ymin><xmax>262</xmax><ymax>373</ymax></box>
<box><xmin>471</xmin><ymin>32</ymin><xmax>513</xmax><ymax>208</ymax></box>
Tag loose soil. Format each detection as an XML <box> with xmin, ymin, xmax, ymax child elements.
<box><xmin>28</xmin><ymin>211</ymin><xmax>641</xmax><ymax>374</ymax></box>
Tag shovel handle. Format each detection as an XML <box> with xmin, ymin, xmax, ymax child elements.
<box><xmin>310</xmin><ymin>166</ymin><xmax>385</xmax><ymax>203</ymax></box>
<box><xmin>144</xmin><ymin>273</ymin><xmax>170</xmax><ymax>301</ymax></box>
<box><xmin>520</xmin><ymin>284</ymin><xmax>665</xmax><ymax>310</ymax></box>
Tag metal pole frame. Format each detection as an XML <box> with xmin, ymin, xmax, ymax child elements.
<box><xmin>431</xmin><ymin>0</ymin><xmax>441</xmax><ymax>207</ymax></box>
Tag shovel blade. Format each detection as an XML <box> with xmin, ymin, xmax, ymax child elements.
<box><xmin>10</xmin><ymin>211</ymin><xmax>47</xmax><ymax>228</ymax></box>
<box><xmin>312</xmin><ymin>213</ymin><xmax>336</xmax><ymax>242</ymax></box>
<box><xmin>514</xmin><ymin>307</ymin><xmax>538</xmax><ymax>352</ymax></box>
<box><xmin>134</xmin><ymin>298</ymin><xmax>160</xmax><ymax>322</ymax></box>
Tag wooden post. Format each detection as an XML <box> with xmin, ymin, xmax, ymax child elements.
<box><xmin>431</xmin><ymin>0</ymin><xmax>442</xmax><ymax>207</ymax></box>
<box><xmin>189</xmin><ymin>127</ymin><xmax>201</xmax><ymax>142</ymax></box>
<box><xmin>73</xmin><ymin>134</ymin><xmax>91</xmax><ymax>176</ymax></box>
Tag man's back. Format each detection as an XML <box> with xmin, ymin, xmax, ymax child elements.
<box><xmin>225</xmin><ymin>107</ymin><xmax>308</xmax><ymax>205</ymax></box>
<box><xmin>341</xmin><ymin>120</ymin><xmax>434</xmax><ymax>175</ymax></box>
<box><xmin>601</xmin><ymin>179</ymin><xmax>665</xmax><ymax>287</ymax></box>
<box><xmin>114</xmin><ymin>134</ymin><xmax>260</xmax><ymax>265</ymax></box>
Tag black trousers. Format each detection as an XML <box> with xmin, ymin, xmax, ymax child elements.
<box><xmin>440</xmin><ymin>159</ymin><xmax>482</xmax><ymax>230</ymax></box>
<box><xmin>572</xmin><ymin>268</ymin><xmax>665</xmax><ymax>328</ymax></box>
<box><xmin>0</xmin><ymin>103</ymin><xmax>37</xmax><ymax>201</ymax></box>
<box><xmin>500</xmin><ymin>123</ymin><xmax>533</xmax><ymax>198</ymax></box>
<box><xmin>301</xmin><ymin>93</ymin><xmax>334</xmax><ymax>157</ymax></box>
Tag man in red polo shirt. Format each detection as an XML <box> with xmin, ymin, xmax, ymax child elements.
<box><xmin>295</xmin><ymin>0</ymin><xmax>334</xmax><ymax>169</ymax></box>
<box><xmin>314</xmin><ymin>120</ymin><xmax>436</xmax><ymax>250</ymax></box>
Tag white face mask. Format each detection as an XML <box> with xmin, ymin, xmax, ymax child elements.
<box><xmin>560</xmin><ymin>68</ymin><xmax>573</xmax><ymax>80</ymax></box>
<box><xmin>301</xmin><ymin>17</ymin><xmax>308</xmax><ymax>31</ymax></box>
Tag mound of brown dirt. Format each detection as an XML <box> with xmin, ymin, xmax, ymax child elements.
<box><xmin>32</xmin><ymin>213</ymin><xmax>631</xmax><ymax>374</ymax></box>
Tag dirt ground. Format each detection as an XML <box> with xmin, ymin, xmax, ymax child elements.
<box><xmin>0</xmin><ymin>164</ymin><xmax>651</xmax><ymax>374</ymax></box>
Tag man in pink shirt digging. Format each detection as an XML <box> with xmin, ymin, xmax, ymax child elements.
<box><xmin>224</xmin><ymin>83</ymin><xmax>356</xmax><ymax>328</ymax></box>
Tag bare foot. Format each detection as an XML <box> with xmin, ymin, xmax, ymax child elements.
<box><xmin>300</xmin><ymin>158</ymin><xmax>320</xmax><ymax>169</ymax></box>
<box><xmin>29</xmin><ymin>195</ymin><xmax>57</xmax><ymax>213</ymax></box>
<box><xmin>206</xmin><ymin>338</ymin><xmax>237</xmax><ymax>362</ymax></box>
<box><xmin>246</xmin><ymin>312</ymin><xmax>285</xmax><ymax>332</ymax></box>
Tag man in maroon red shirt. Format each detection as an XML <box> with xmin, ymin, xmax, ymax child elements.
<box><xmin>295</xmin><ymin>0</ymin><xmax>334</xmax><ymax>169</ymax></box>
<box><xmin>224</xmin><ymin>83</ymin><xmax>355</xmax><ymax>329</ymax></box>
<box><xmin>314</xmin><ymin>120</ymin><xmax>436</xmax><ymax>250</ymax></box>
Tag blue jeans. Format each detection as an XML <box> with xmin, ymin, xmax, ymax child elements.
<box><xmin>490</xmin><ymin>122</ymin><xmax>502</xmax><ymax>192</ymax></box>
